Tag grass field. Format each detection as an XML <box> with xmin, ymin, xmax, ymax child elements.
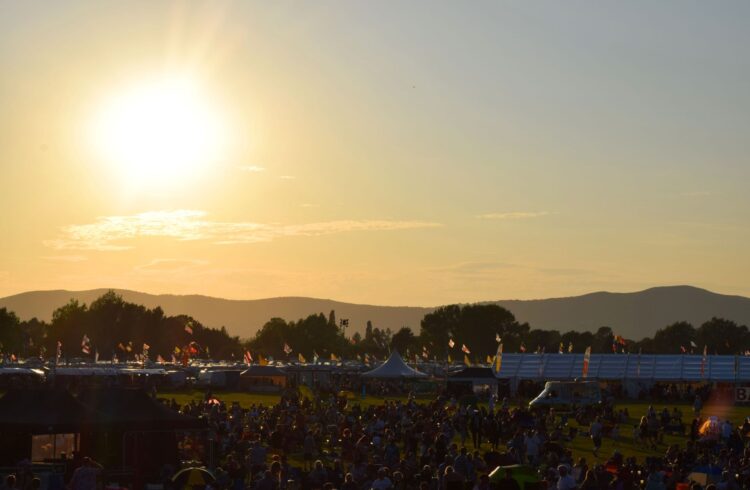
<box><xmin>159</xmin><ymin>389</ymin><xmax>750</xmax><ymax>466</ymax></box>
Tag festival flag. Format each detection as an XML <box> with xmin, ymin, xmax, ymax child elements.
<box><xmin>171</xmin><ymin>354</ymin><xmax>177</xmax><ymax>364</ymax></box>
<box><xmin>81</xmin><ymin>334</ymin><xmax>91</xmax><ymax>354</ymax></box>
<box><xmin>422</xmin><ymin>346</ymin><xmax>429</xmax><ymax>359</ymax></box>
<box><xmin>112</xmin><ymin>353</ymin><xmax>119</xmax><ymax>364</ymax></box>
<box><xmin>313</xmin><ymin>351</ymin><xmax>319</xmax><ymax>363</ymax></box>
<box><xmin>126</xmin><ymin>341</ymin><xmax>133</xmax><ymax>352</ymax></box>
<box><xmin>298</xmin><ymin>352</ymin><xmax>306</xmax><ymax>363</ymax></box>
<box><xmin>448</xmin><ymin>338</ymin><xmax>455</xmax><ymax>349</ymax></box>
<box><xmin>157</xmin><ymin>355</ymin><xmax>165</xmax><ymax>363</ymax></box>
<box><xmin>559</xmin><ymin>342</ymin><xmax>564</xmax><ymax>354</ymax></box>
<box><xmin>56</xmin><ymin>340</ymin><xmax>62</xmax><ymax>364</ymax></box>
<box><xmin>94</xmin><ymin>349</ymin><xmax>99</xmax><ymax>363</ymax></box>
<box><xmin>680</xmin><ymin>345</ymin><xmax>687</xmax><ymax>354</ymax></box>
<box><xmin>244</xmin><ymin>350</ymin><xmax>253</xmax><ymax>365</ymax></box>
<box><xmin>495</xmin><ymin>343</ymin><xmax>503</xmax><ymax>373</ymax></box>
<box><xmin>330</xmin><ymin>353</ymin><xmax>340</xmax><ymax>362</ymax></box>
<box><xmin>283</xmin><ymin>343</ymin><xmax>293</xmax><ymax>355</ymax></box>
<box><xmin>582</xmin><ymin>346</ymin><xmax>591</xmax><ymax>378</ymax></box>
<box><xmin>700</xmin><ymin>345</ymin><xmax>708</xmax><ymax>377</ymax></box>
<box><xmin>258</xmin><ymin>354</ymin><xmax>268</xmax><ymax>366</ymax></box>
<box><xmin>486</xmin><ymin>355</ymin><xmax>493</xmax><ymax>365</ymax></box>
<box><xmin>690</xmin><ymin>340</ymin><xmax>697</xmax><ymax>348</ymax></box>
<box><xmin>174</xmin><ymin>346</ymin><xmax>181</xmax><ymax>355</ymax></box>
<box><xmin>447</xmin><ymin>354</ymin><xmax>452</xmax><ymax>364</ymax></box>
<box><xmin>117</xmin><ymin>342</ymin><xmax>126</xmax><ymax>351</ymax></box>
<box><xmin>464</xmin><ymin>354</ymin><xmax>471</xmax><ymax>366</ymax></box>
<box><xmin>461</xmin><ymin>344</ymin><xmax>471</xmax><ymax>354</ymax></box>
<box><xmin>184</xmin><ymin>321</ymin><xmax>194</xmax><ymax>335</ymax></box>
<box><xmin>568</xmin><ymin>342</ymin><xmax>573</xmax><ymax>353</ymax></box>
<box><xmin>495</xmin><ymin>333</ymin><xmax>501</xmax><ymax>343</ymax></box>
<box><xmin>143</xmin><ymin>342</ymin><xmax>150</xmax><ymax>353</ymax></box>
<box><xmin>520</xmin><ymin>343</ymin><xmax>526</xmax><ymax>353</ymax></box>
<box><xmin>10</xmin><ymin>353</ymin><xmax>16</xmax><ymax>363</ymax></box>
<box><xmin>612</xmin><ymin>342</ymin><xmax>617</xmax><ymax>353</ymax></box>
<box><xmin>364</xmin><ymin>353</ymin><xmax>370</xmax><ymax>365</ymax></box>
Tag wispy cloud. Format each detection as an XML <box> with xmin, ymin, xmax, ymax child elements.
<box><xmin>45</xmin><ymin>210</ymin><xmax>442</xmax><ymax>251</ymax></box>
<box><xmin>238</xmin><ymin>165</ymin><xmax>266</xmax><ymax>172</ymax></box>
<box><xmin>41</xmin><ymin>255</ymin><xmax>88</xmax><ymax>262</ymax></box>
<box><xmin>476</xmin><ymin>211</ymin><xmax>553</xmax><ymax>220</ymax></box>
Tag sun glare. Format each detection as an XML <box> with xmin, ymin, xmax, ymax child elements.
<box><xmin>90</xmin><ymin>77</ymin><xmax>226</xmax><ymax>188</ymax></box>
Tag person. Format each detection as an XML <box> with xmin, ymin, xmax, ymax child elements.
<box><xmin>590</xmin><ymin>417</ymin><xmax>603</xmax><ymax>457</ymax></box>
<box><xmin>69</xmin><ymin>457</ymin><xmax>102</xmax><ymax>490</ymax></box>
<box><xmin>496</xmin><ymin>469</ymin><xmax>520</xmax><ymax>490</ymax></box>
<box><xmin>556</xmin><ymin>466</ymin><xmax>577</xmax><ymax>490</ymax></box>
<box><xmin>371</xmin><ymin>468</ymin><xmax>393</xmax><ymax>490</ymax></box>
<box><xmin>0</xmin><ymin>475</ymin><xmax>17</xmax><ymax>490</ymax></box>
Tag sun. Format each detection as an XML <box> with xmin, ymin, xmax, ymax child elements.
<box><xmin>90</xmin><ymin>76</ymin><xmax>226</xmax><ymax>189</ymax></box>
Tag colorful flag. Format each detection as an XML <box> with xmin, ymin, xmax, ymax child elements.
<box><xmin>559</xmin><ymin>342</ymin><xmax>564</xmax><ymax>354</ymax></box>
<box><xmin>464</xmin><ymin>354</ymin><xmax>471</xmax><ymax>366</ymax></box>
<box><xmin>495</xmin><ymin>333</ymin><xmax>501</xmax><ymax>343</ymax></box>
<box><xmin>174</xmin><ymin>346</ymin><xmax>181</xmax><ymax>354</ymax></box>
<box><xmin>448</xmin><ymin>338</ymin><xmax>455</xmax><ymax>349</ymax></box>
<box><xmin>461</xmin><ymin>344</ymin><xmax>471</xmax><ymax>354</ymax></box>
<box><xmin>495</xmin><ymin>343</ymin><xmax>503</xmax><ymax>373</ymax></box>
<box><xmin>283</xmin><ymin>343</ymin><xmax>293</xmax><ymax>355</ymax></box>
<box><xmin>422</xmin><ymin>346</ymin><xmax>429</xmax><ymax>359</ymax></box>
<box><xmin>56</xmin><ymin>340</ymin><xmax>62</xmax><ymax>364</ymax></box>
<box><xmin>298</xmin><ymin>353</ymin><xmax>306</xmax><ymax>363</ymax></box>
<box><xmin>244</xmin><ymin>350</ymin><xmax>253</xmax><ymax>364</ymax></box>
<box><xmin>568</xmin><ymin>342</ymin><xmax>573</xmax><ymax>353</ymax></box>
<box><xmin>143</xmin><ymin>343</ymin><xmax>150</xmax><ymax>352</ymax></box>
<box><xmin>680</xmin><ymin>345</ymin><xmax>687</xmax><ymax>353</ymax></box>
<box><xmin>259</xmin><ymin>354</ymin><xmax>268</xmax><ymax>366</ymax></box>
<box><xmin>447</xmin><ymin>354</ymin><xmax>452</xmax><ymax>364</ymax></box>
<box><xmin>94</xmin><ymin>349</ymin><xmax>99</xmax><ymax>363</ymax></box>
<box><xmin>126</xmin><ymin>341</ymin><xmax>133</xmax><ymax>352</ymax></box>
<box><xmin>330</xmin><ymin>353</ymin><xmax>340</xmax><ymax>362</ymax></box>
<box><xmin>486</xmin><ymin>355</ymin><xmax>493</xmax><ymax>365</ymax></box>
<box><xmin>157</xmin><ymin>355</ymin><xmax>165</xmax><ymax>363</ymax></box>
<box><xmin>184</xmin><ymin>321</ymin><xmax>194</xmax><ymax>335</ymax></box>
<box><xmin>520</xmin><ymin>342</ymin><xmax>526</xmax><ymax>353</ymax></box>
<box><xmin>582</xmin><ymin>346</ymin><xmax>591</xmax><ymax>378</ymax></box>
<box><xmin>313</xmin><ymin>351</ymin><xmax>319</xmax><ymax>363</ymax></box>
<box><xmin>690</xmin><ymin>340</ymin><xmax>697</xmax><ymax>348</ymax></box>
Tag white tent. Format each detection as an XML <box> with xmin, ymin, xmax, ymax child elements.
<box><xmin>361</xmin><ymin>351</ymin><xmax>428</xmax><ymax>379</ymax></box>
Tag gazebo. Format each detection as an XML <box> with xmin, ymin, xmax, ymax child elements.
<box><xmin>361</xmin><ymin>351</ymin><xmax>428</xmax><ymax>379</ymax></box>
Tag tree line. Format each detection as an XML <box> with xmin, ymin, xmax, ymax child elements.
<box><xmin>0</xmin><ymin>291</ymin><xmax>747</xmax><ymax>361</ymax></box>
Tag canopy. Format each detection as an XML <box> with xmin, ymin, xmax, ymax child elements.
<box><xmin>361</xmin><ymin>351</ymin><xmax>428</xmax><ymax>379</ymax></box>
<box><xmin>0</xmin><ymin>388</ymin><xmax>96</xmax><ymax>433</ymax></box>
<box><xmin>78</xmin><ymin>388</ymin><xmax>205</xmax><ymax>430</ymax></box>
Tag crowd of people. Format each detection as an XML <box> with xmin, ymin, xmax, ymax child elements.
<box><xmin>158</xmin><ymin>386</ymin><xmax>750</xmax><ymax>490</ymax></box>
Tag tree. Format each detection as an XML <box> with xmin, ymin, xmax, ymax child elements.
<box><xmin>328</xmin><ymin>310</ymin><xmax>337</xmax><ymax>328</ymax></box>
<box><xmin>695</xmin><ymin>318</ymin><xmax>749</xmax><ymax>354</ymax></box>
<box><xmin>420</xmin><ymin>304</ymin><xmax>527</xmax><ymax>359</ymax></box>
<box><xmin>390</xmin><ymin>327</ymin><xmax>416</xmax><ymax>355</ymax></box>
<box><xmin>652</xmin><ymin>322</ymin><xmax>695</xmax><ymax>354</ymax></box>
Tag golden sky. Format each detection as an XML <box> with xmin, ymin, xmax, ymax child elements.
<box><xmin>1</xmin><ymin>2</ymin><xmax>749</xmax><ymax>305</ymax></box>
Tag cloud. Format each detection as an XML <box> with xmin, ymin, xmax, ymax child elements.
<box><xmin>476</xmin><ymin>211</ymin><xmax>553</xmax><ymax>220</ymax></box>
<box><xmin>134</xmin><ymin>258</ymin><xmax>209</xmax><ymax>273</ymax></box>
<box><xmin>41</xmin><ymin>255</ymin><xmax>88</xmax><ymax>262</ymax></box>
<box><xmin>45</xmin><ymin>210</ymin><xmax>442</xmax><ymax>251</ymax></box>
<box><xmin>238</xmin><ymin>165</ymin><xmax>266</xmax><ymax>172</ymax></box>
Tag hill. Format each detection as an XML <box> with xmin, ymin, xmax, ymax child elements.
<box><xmin>1</xmin><ymin>286</ymin><xmax>750</xmax><ymax>340</ymax></box>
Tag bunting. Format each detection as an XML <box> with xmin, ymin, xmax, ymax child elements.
<box><xmin>448</xmin><ymin>338</ymin><xmax>455</xmax><ymax>349</ymax></box>
<box><xmin>461</xmin><ymin>344</ymin><xmax>471</xmax><ymax>354</ymax></box>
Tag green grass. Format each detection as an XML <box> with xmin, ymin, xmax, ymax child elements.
<box><xmin>158</xmin><ymin>389</ymin><xmax>750</xmax><ymax>466</ymax></box>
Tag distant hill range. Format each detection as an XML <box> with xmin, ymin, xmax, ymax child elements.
<box><xmin>1</xmin><ymin>286</ymin><xmax>750</xmax><ymax>340</ymax></box>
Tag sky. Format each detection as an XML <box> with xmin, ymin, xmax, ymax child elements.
<box><xmin>1</xmin><ymin>1</ymin><xmax>749</xmax><ymax>306</ymax></box>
